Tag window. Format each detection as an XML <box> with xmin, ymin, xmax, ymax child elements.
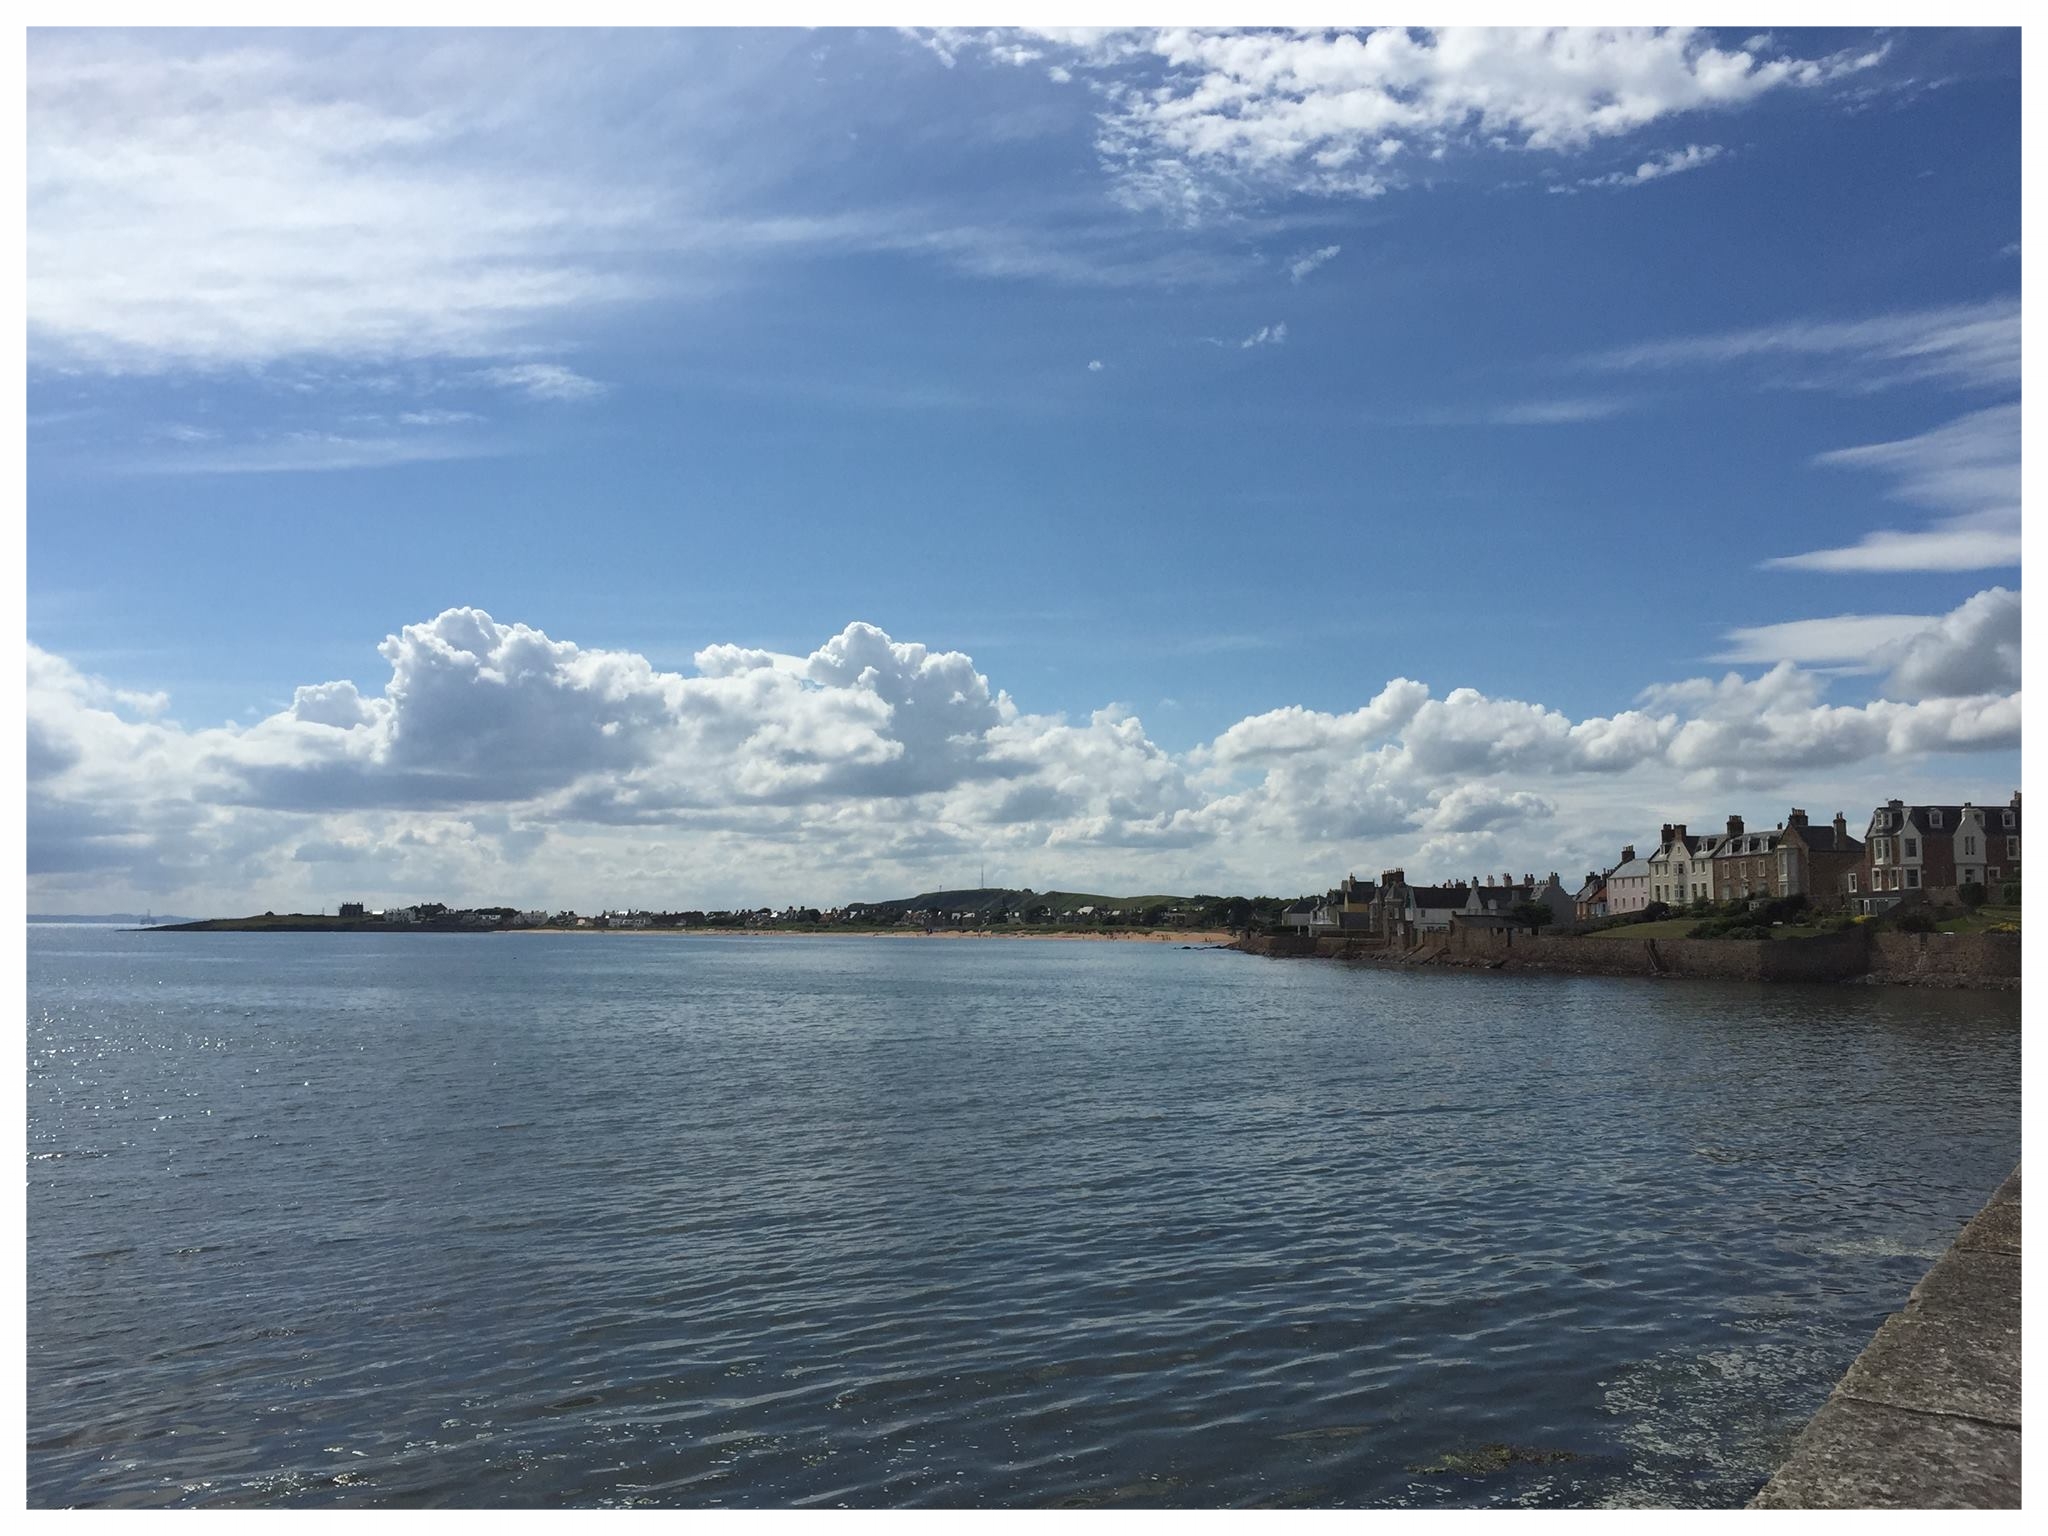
<box><xmin>1904</xmin><ymin>839</ymin><xmax>1917</xmax><ymax>858</ymax></box>
<box><xmin>1847</xmin><ymin>873</ymin><xmax>1858</xmax><ymax>893</ymax></box>
<box><xmin>1988</xmin><ymin>868</ymin><xmax>2000</xmax><ymax>882</ymax></box>
<box><xmin>1905</xmin><ymin>869</ymin><xmax>1919</xmax><ymax>888</ymax></box>
<box><xmin>2004</xmin><ymin>811</ymin><xmax>2015</xmax><ymax>828</ymax></box>
<box><xmin>1964</xmin><ymin>836</ymin><xmax>1977</xmax><ymax>856</ymax></box>
<box><xmin>2008</xmin><ymin>836</ymin><xmax>2019</xmax><ymax>858</ymax></box>
<box><xmin>1930</xmin><ymin>810</ymin><xmax>1943</xmax><ymax>827</ymax></box>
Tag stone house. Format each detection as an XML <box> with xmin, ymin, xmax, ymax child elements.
<box><xmin>1707</xmin><ymin>815</ymin><xmax>1780</xmax><ymax>903</ymax></box>
<box><xmin>1954</xmin><ymin>794</ymin><xmax>2021</xmax><ymax>893</ymax></box>
<box><xmin>1573</xmin><ymin>872</ymin><xmax>1606</xmax><ymax>921</ymax></box>
<box><xmin>1647</xmin><ymin>824</ymin><xmax>1717</xmax><ymax>907</ymax></box>
<box><xmin>1859</xmin><ymin>800</ymin><xmax>1986</xmax><ymax>910</ymax></box>
<box><xmin>1776</xmin><ymin>810</ymin><xmax>1864</xmax><ymax>906</ymax></box>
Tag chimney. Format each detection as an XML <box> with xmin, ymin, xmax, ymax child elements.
<box><xmin>1787</xmin><ymin>808</ymin><xmax>1808</xmax><ymax>828</ymax></box>
<box><xmin>1621</xmin><ymin>844</ymin><xmax>1635</xmax><ymax>863</ymax></box>
<box><xmin>1833</xmin><ymin>812</ymin><xmax>1847</xmax><ymax>839</ymax></box>
<box><xmin>1672</xmin><ymin>824</ymin><xmax>1688</xmax><ymax>845</ymax></box>
<box><xmin>1726</xmin><ymin>814</ymin><xmax>1744</xmax><ymax>838</ymax></box>
<box><xmin>1502</xmin><ymin>871</ymin><xmax>1513</xmax><ymax>888</ymax></box>
<box><xmin>1486</xmin><ymin>874</ymin><xmax>1496</xmax><ymax>886</ymax></box>
<box><xmin>1660</xmin><ymin>824</ymin><xmax>1674</xmax><ymax>845</ymax></box>
<box><xmin>2012</xmin><ymin>790</ymin><xmax>2022</xmax><ymax>810</ymax></box>
<box><xmin>1888</xmin><ymin>798</ymin><xmax>1904</xmax><ymax>812</ymax></box>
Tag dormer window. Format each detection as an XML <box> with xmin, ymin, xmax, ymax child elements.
<box><xmin>2004</xmin><ymin>811</ymin><xmax>2016</xmax><ymax>828</ymax></box>
<box><xmin>1930</xmin><ymin>810</ymin><xmax>1943</xmax><ymax>827</ymax></box>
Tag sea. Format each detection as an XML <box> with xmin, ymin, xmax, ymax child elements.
<box><xmin>25</xmin><ymin>924</ymin><xmax>2021</xmax><ymax>1508</ymax></box>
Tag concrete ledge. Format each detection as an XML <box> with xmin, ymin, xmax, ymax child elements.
<box><xmin>1750</xmin><ymin>1166</ymin><xmax>2021</xmax><ymax>1509</ymax></box>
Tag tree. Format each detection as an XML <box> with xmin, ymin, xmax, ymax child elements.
<box><xmin>1959</xmin><ymin>881</ymin><xmax>1988</xmax><ymax>910</ymax></box>
<box><xmin>2000</xmin><ymin>881</ymin><xmax>2020</xmax><ymax>907</ymax></box>
<box><xmin>1510</xmin><ymin>901</ymin><xmax>1554</xmax><ymax>935</ymax></box>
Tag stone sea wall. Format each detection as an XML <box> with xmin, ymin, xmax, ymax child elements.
<box><xmin>1236</xmin><ymin>926</ymin><xmax>2018</xmax><ymax>990</ymax></box>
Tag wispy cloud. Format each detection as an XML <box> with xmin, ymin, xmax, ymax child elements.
<box><xmin>1552</xmin><ymin>143</ymin><xmax>1725</xmax><ymax>193</ymax></box>
<box><xmin>1766</xmin><ymin>405</ymin><xmax>2019</xmax><ymax>573</ymax></box>
<box><xmin>1287</xmin><ymin>243</ymin><xmax>1341</xmax><ymax>283</ymax></box>
<box><xmin>1239</xmin><ymin>322</ymin><xmax>1287</xmax><ymax>350</ymax></box>
<box><xmin>397</xmin><ymin>408</ymin><xmax>485</xmax><ymax>427</ymax></box>
<box><xmin>28</xmin><ymin>33</ymin><xmax>652</xmax><ymax>374</ymax></box>
<box><xmin>132</xmin><ymin>430</ymin><xmax>501</xmax><ymax>476</ymax></box>
<box><xmin>473</xmin><ymin>363</ymin><xmax>608</xmax><ymax>401</ymax></box>
<box><xmin>1712</xmin><ymin>613</ymin><xmax>1940</xmax><ymax>667</ymax></box>
<box><xmin>1714</xmin><ymin>589</ymin><xmax>2019</xmax><ymax>699</ymax></box>
<box><xmin>1579</xmin><ymin>298</ymin><xmax>2019</xmax><ymax>394</ymax></box>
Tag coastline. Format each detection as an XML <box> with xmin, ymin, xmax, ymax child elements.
<box><xmin>1233</xmin><ymin>927</ymin><xmax>2020</xmax><ymax>991</ymax></box>
<box><xmin>506</xmin><ymin>926</ymin><xmax>1238</xmax><ymax>944</ymax></box>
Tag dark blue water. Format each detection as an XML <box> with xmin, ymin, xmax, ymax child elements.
<box><xmin>26</xmin><ymin>926</ymin><xmax>2019</xmax><ymax>1508</ymax></box>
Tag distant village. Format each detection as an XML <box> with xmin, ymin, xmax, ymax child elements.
<box><xmin>291</xmin><ymin>794</ymin><xmax>2021</xmax><ymax>943</ymax></box>
<box><xmin>1282</xmin><ymin>794</ymin><xmax>2022</xmax><ymax>942</ymax></box>
<box><xmin>319</xmin><ymin>891</ymin><xmax>1285</xmax><ymax>934</ymax></box>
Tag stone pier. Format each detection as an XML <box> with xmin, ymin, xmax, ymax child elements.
<box><xmin>1751</xmin><ymin>1166</ymin><xmax>2021</xmax><ymax>1509</ymax></box>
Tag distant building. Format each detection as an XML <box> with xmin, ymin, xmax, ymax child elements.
<box><xmin>1604</xmin><ymin>846</ymin><xmax>1651</xmax><ymax>915</ymax></box>
<box><xmin>338</xmin><ymin>902</ymin><xmax>365</xmax><ymax>920</ymax></box>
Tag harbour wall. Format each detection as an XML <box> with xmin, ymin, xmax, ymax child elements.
<box><xmin>1236</xmin><ymin>926</ymin><xmax>2018</xmax><ymax>989</ymax></box>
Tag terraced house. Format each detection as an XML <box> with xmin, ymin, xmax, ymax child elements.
<box><xmin>1647</xmin><ymin>825</ymin><xmax>1717</xmax><ymax>907</ymax></box>
<box><xmin>1858</xmin><ymin>793</ymin><xmax>2020</xmax><ymax>911</ymax></box>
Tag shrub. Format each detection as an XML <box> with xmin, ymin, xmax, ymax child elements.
<box><xmin>1641</xmin><ymin>901</ymin><xmax>1671</xmax><ymax>922</ymax></box>
<box><xmin>2000</xmin><ymin>881</ymin><xmax>2021</xmax><ymax>906</ymax></box>
<box><xmin>1894</xmin><ymin>909</ymin><xmax>1936</xmax><ymax>934</ymax></box>
<box><xmin>1958</xmin><ymin>881</ymin><xmax>1988</xmax><ymax>910</ymax></box>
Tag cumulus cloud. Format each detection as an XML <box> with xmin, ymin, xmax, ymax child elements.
<box><xmin>1714</xmin><ymin>590</ymin><xmax>2022</xmax><ymax>698</ymax></box>
<box><xmin>1878</xmin><ymin>587</ymin><xmax>2020</xmax><ymax>701</ymax></box>
<box><xmin>1768</xmin><ymin>405</ymin><xmax>2019</xmax><ymax>572</ymax></box>
<box><xmin>27</xmin><ymin>599</ymin><xmax>2019</xmax><ymax>914</ymax></box>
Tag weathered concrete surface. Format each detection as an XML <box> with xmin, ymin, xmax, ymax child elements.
<box><xmin>1751</xmin><ymin>1167</ymin><xmax>2020</xmax><ymax>1509</ymax></box>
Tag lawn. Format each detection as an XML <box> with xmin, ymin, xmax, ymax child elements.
<box><xmin>1921</xmin><ymin>905</ymin><xmax>2021</xmax><ymax>935</ymax></box>
<box><xmin>1587</xmin><ymin>919</ymin><xmax>1835</xmax><ymax>941</ymax></box>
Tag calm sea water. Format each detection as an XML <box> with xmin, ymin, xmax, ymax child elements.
<box><xmin>27</xmin><ymin>925</ymin><xmax>2020</xmax><ymax>1508</ymax></box>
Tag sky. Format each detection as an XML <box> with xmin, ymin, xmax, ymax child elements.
<box><xmin>22</xmin><ymin>24</ymin><xmax>2026</xmax><ymax>914</ymax></box>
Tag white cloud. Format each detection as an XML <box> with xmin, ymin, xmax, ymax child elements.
<box><xmin>1240</xmin><ymin>322</ymin><xmax>1287</xmax><ymax>349</ymax></box>
<box><xmin>1767</xmin><ymin>405</ymin><xmax>2019</xmax><ymax>572</ymax></box>
<box><xmin>398</xmin><ymin>408</ymin><xmax>485</xmax><ymax>427</ymax></box>
<box><xmin>1287</xmin><ymin>243</ymin><xmax>1341</xmax><ymax>283</ymax></box>
<box><xmin>1713</xmin><ymin>613</ymin><xmax>1943</xmax><ymax>668</ymax></box>
<box><xmin>1713</xmin><ymin>590</ymin><xmax>2021</xmax><ymax>700</ymax></box>
<box><xmin>28</xmin><ymin>33</ymin><xmax>650</xmax><ymax>374</ymax></box>
<box><xmin>958</xmin><ymin>27</ymin><xmax>1884</xmax><ymax>218</ymax></box>
<box><xmin>1560</xmin><ymin>142</ymin><xmax>1725</xmax><ymax>192</ymax></box>
<box><xmin>473</xmin><ymin>363</ymin><xmax>608</xmax><ymax>401</ymax></box>
<box><xmin>1581</xmin><ymin>298</ymin><xmax>2020</xmax><ymax>394</ymax></box>
<box><xmin>1087</xmin><ymin>359</ymin><xmax>1104</xmax><ymax>371</ymax></box>
<box><xmin>28</xmin><ymin>602</ymin><xmax>2018</xmax><ymax>914</ymax></box>
<box><xmin>1877</xmin><ymin>587</ymin><xmax>2020</xmax><ymax>701</ymax></box>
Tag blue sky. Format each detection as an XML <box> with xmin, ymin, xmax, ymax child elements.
<box><xmin>25</xmin><ymin>26</ymin><xmax>2024</xmax><ymax>911</ymax></box>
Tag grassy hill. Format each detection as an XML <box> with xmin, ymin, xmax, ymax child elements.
<box><xmin>856</xmin><ymin>888</ymin><xmax>1194</xmax><ymax>919</ymax></box>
